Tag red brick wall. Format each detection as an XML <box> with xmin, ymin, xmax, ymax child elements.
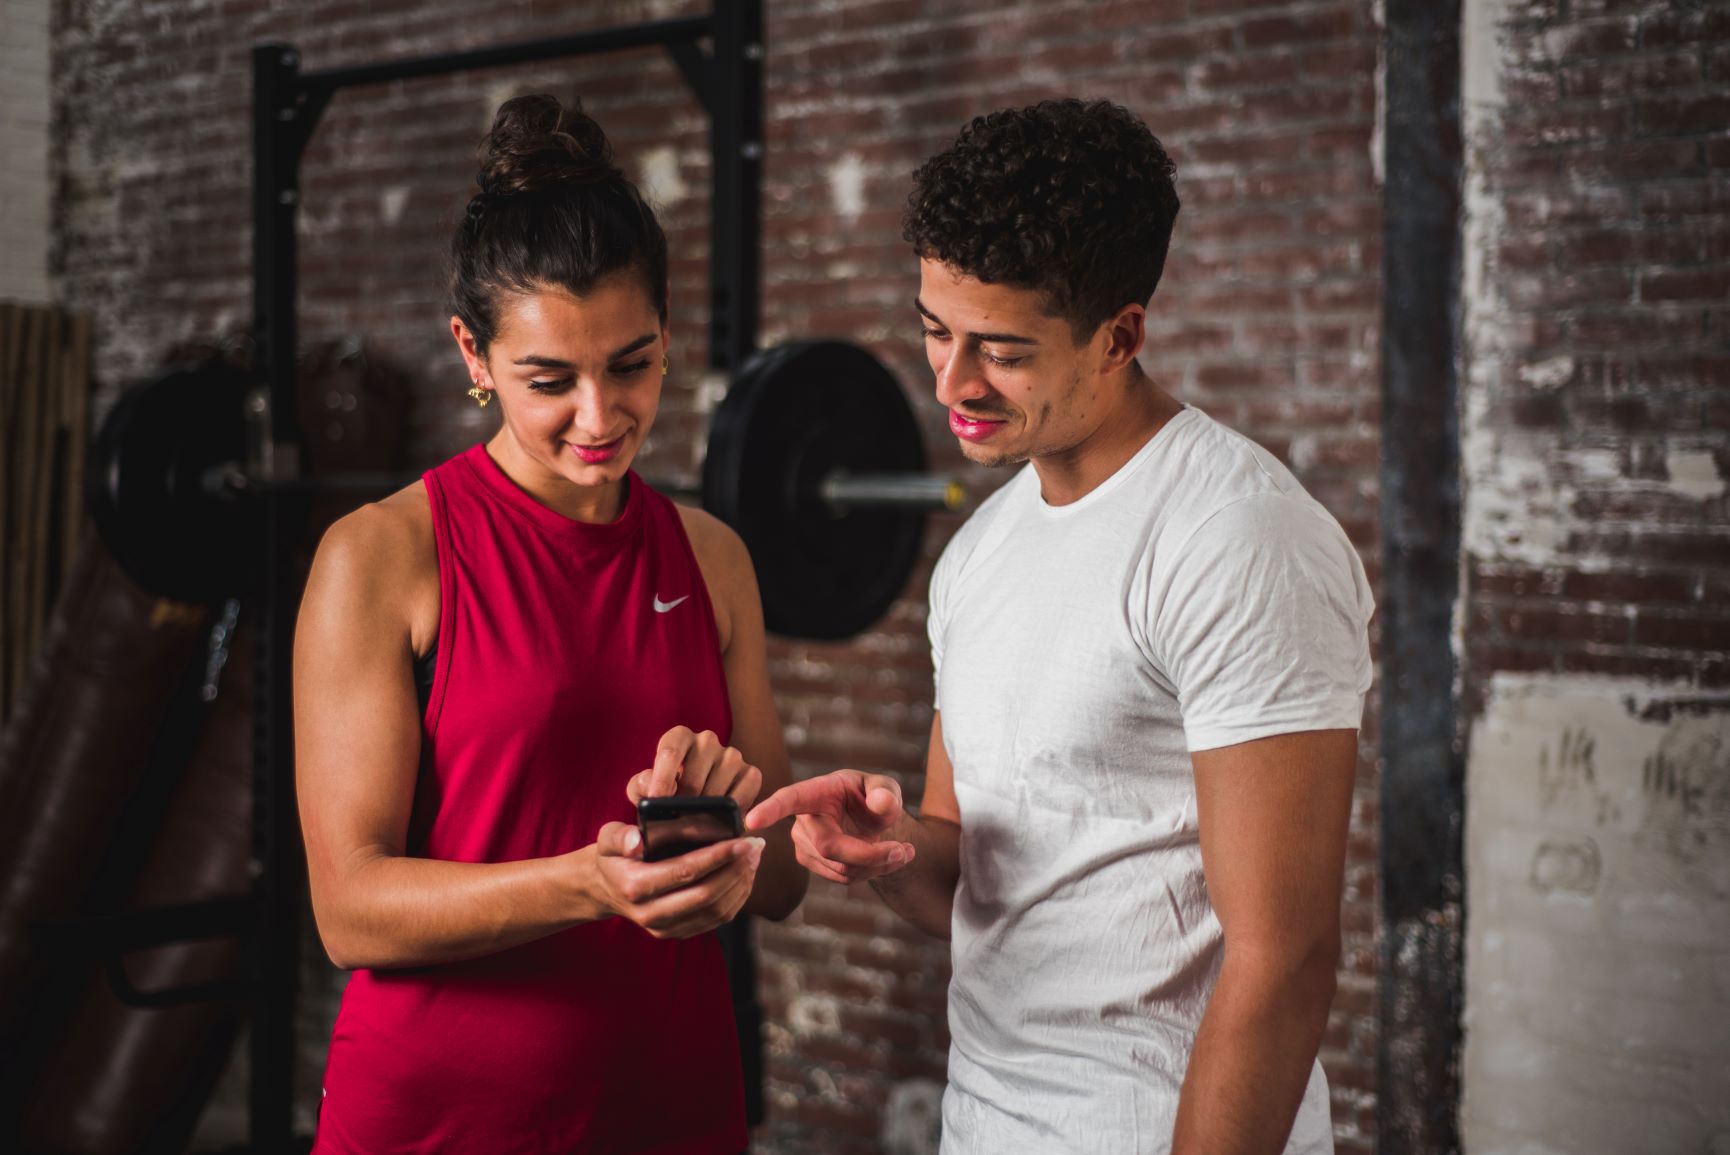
<box><xmin>53</xmin><ymin>1</ymin><xmax>1385</xmax><ymax>1150</ymax></box>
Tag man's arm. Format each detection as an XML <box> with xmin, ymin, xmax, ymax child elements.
<box><xmin>1171</xmin><ymin>727</ymin><xmax>1357</xmax><ymax>1154</ymax></box>
<box><xmin>746</xmin><ymin>712</ymin><xmax>961</xmax><ymax>939</ymax></box>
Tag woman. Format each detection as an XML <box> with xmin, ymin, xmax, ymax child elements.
<box><xmin>294</xmin><ymin>94</ymin><xmax>806</xmax><ymax>1154</ymax></box>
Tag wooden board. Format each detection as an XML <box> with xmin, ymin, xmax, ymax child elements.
<box><xmin>0</xmin><ymin>305</ymin><xmax>93</xmax><ymax>726</ymax></box>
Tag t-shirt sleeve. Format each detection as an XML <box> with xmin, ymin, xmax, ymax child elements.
<box><xmin>1146</xmin><ymin>492</ymin><xmax>1374</xmax><ymax>753</ymax></box>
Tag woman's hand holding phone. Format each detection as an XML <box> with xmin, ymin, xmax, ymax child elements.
<box><xmin>587</xmin><ymin>821</ymin><xmax>764</xmax><ymax>940</ymax></box>
<box><xmin>579</xmin><ymin>725</ymin><xmax>765</xmax><ymax>939</ymax></box>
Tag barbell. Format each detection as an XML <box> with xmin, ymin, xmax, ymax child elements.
<box><xmin>88</xmin><ymin>339</ymin><xmax>966</xmax><ymax>640</ymax></box>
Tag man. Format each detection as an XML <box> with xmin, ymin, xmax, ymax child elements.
<box><xmin>747</xmin><ymin>99</ymin><xmax>1373</xmax><ymax>1154</ymax></box>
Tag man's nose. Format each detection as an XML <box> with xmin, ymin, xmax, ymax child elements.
<box><xmin>934</xmin><ymin>346</ymin><xmax>991</xmax><ymax>411</ymax></box>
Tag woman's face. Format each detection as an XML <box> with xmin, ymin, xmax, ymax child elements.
<box><xmin>454</xmin><ymin>270</ymin><xmax>667</xmax><ymax>496</ymax></box>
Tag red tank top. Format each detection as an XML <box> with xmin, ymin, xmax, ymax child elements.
<box><xmin>313</xmin><ymin>443</ymin><xmax>746</xmax><ymax>1154</ymax></box>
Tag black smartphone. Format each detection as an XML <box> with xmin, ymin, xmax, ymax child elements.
<box><xmin>636</xmin><ymin>796</ymin><xmax>743</xmax><ymax>862</ymax></box>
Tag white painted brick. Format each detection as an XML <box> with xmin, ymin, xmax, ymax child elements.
<box><xmin>1464</xmin><ymin>673</ymin><xmax>1730</xmax><ymax>1154</ymax></box>
<box><xmin>0</xmin><ymin>0</ymin><xmax>49</xmax><ymax>306</ymax></box>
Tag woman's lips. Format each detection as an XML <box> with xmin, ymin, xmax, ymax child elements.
<box><xmin>949</xmin><ymin>410</ymin><xmax>1007</xmax><ymax>442</ymax></box>
<box><xmin>569</xmin><ymin>435</ymin><xmax>626</xmax><ymax>464</ymax></box>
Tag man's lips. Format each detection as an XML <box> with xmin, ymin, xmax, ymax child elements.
<box><xmin>949</xmin><ymin>410</ymin><xmax>1008</xmax><ymax>442</ymax></box>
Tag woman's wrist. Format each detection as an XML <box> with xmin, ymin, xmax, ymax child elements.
<box><xmin>558</xmin><ymin>844</ymin><xmax>614</xmax><ymax>924</ymax></box>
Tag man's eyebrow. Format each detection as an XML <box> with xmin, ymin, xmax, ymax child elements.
<box><xmin>510</xmin><ymin>333</ymin><xmax>660</xmax><ymax>368</ymax></box>
<box><xmin>914</xmin><ymin>297</ymin><xmax>1040</xmax><ymax>346</ymax></box>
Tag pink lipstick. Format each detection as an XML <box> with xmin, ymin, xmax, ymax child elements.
<box><xmin>570</xmin><ymin>435</ymin><xmax>625</xmax><ymax>464</ymax></box>
<box><xmin>949</xmin><ymin>410</ymin><xmax>1007</xmax><ymax>442</ymax></box>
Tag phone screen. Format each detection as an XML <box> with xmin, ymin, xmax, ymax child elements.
<box><xmin>637</xmin><ymin>797</ymin><xmax>742</xmax><ymax>862</ymax></box>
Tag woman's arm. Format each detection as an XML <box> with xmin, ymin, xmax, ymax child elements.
<box><xmin>295</xmin><ymin>496</ymin><xmax>762</xmax><ymax>970</ymax></box>
<box><xmin>671</xmin><ymin>507</ymin><xmax>808</xmax><ymax>921</ymax></box>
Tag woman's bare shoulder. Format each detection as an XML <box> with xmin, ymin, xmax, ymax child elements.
<box><xmin>675</xmin><ymin>504</ymin><xmax>759</xmax><ymax>595</ymax></box>
<box><xmin>673</xmin><ymin>502</ymin><xmax>762</xmax><ymax>652</ymax></box>
<box><xmin>303</xmin><ymin>481</ymin><xmax>439</xmax><ymax>652</ymax></box>
<box><xmin>318</xmin><ymin>481</ymin><xmax>432</xmax><ymax>573</ymax></box>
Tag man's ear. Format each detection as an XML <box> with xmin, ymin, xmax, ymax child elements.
<box><xmin>1099</xmin><ymin>302</ymin><xmax>1147</xmax><ymax>374</ymax></box>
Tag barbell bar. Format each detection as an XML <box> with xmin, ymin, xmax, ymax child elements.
<box><xmin>203</xmin><ymin>464</ymin><xmax>964</xmax><ymax>513</ymax></box>
<box><xmin>90</xmin><ymin>338</ymin><xmax>968</xmax><ymax>640</ymax></box>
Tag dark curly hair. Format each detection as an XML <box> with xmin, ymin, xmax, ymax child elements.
<box><xmin>903</xmin><ymin>99</ymin><xmax>1179</xmax><ymax>342</ymax></box>
<box><xmin>450</xmin><ymin>94</ymin><xmax>668</xmax><ymax>352</ymax></box>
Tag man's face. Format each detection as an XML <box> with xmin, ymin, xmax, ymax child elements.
<box><xmin>916</xmin><ymin>259</ymin><xmax>1106</xmax><ymax>469</ymax></box>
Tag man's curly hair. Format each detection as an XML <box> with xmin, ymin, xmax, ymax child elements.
<box><xmin>903</xmin><ymin>99</ymin><xmax>1179</xmax><ymax>342</ymax></box>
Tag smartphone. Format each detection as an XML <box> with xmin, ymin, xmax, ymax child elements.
<box><xmin>636</xmin><ymin>796</ymin><xmax>743</xmax><ymax>862</ymax></box>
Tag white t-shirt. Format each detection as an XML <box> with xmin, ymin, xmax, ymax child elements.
<box><xmin>928</xmin><ymin>406</ymin><xmax>1373</xmax><ymax>1154</ymax></box>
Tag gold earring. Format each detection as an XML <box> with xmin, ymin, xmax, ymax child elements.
<box><xmin>467</xmin><ymin>383</ymin><xmax>491</xmax><ymax>408</ymax></box>
<box><xmin>661</xmin><ymin>354</ymin><xmax>669</xmax><ymax>377</ymax></box>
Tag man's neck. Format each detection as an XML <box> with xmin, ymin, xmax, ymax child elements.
<box><xmin>1032</xmin><ymin>369</ymin><xmax>1185</xmax><ymax>507</ymax></box>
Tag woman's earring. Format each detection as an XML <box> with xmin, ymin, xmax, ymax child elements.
<box><xmin>661</xmin><ymin>354</ymin><xmax>669</xmax><ymax>377</ymax></box>
<box><xmin>467</xmin><ymin>382</ymin><xmax>491</xmax><ymax>408</ymax></box>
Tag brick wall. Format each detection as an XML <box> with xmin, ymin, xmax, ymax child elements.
<box><xmin>1457</xmin><ymin>0</ymin><xmax>1730</xmax><ymax>1150</ymax></box>
<box><xmin>53</xmin><ymin>1</ymin><xmax>1386</xmax><ymax>1150</ymax></box>
<box><xmin>1459</xmin><ymin>0</ymin><xmax>1729</xmax><ymax>693</ymax></box>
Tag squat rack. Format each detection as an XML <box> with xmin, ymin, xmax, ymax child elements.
<box><xmin>248</xmin><ymin>6</ymin><xmax>764</xmax><ymax>1150</ymax></box>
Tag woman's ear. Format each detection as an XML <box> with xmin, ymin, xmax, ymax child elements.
<box><xmin>451</xmin><ymin>316</ymin><xmax>487</xmax><ymax>383</ymax></box>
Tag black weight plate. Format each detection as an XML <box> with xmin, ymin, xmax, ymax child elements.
<box><xmin>86</xmin><ymin>361</ymin><xmax>258</xmax><ymax>604</ymax></box>
<box><xmin>703</xmin><ymin>341</ymin><xmax>926</xmax><ymax>640</ymax></box>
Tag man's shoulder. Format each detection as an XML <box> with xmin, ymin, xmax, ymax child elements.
<box><xmin>1148</xmin><ymin>409</ymin><xmax>1334</xmax><ymax>543</ymax></box>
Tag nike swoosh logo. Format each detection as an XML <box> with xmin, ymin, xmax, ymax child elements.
<box><xmin>653</xmin><ymin>595</ymin><xmax>690</xmax><ymax>613</ymax></box>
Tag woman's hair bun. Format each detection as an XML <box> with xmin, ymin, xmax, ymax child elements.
<box><xmin>477</xmin><ymin>94</ymin><xmax>619</xmax><ymax>196</ymax></box>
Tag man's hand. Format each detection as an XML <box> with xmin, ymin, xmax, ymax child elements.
<box><xmin>627</xmin><ymin>726</ymin><xmax>763</xmax><ymax>812</ymax></box>
<box><xmin>745</xmin><ymin>770</ymin><xmax>916</xmax><ymax>885</ymax></box>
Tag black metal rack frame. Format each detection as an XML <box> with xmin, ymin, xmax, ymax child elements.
<box><xmin>247</xmin><ymin>7</ymin><xmax>764</xmax><ymax>1150</ymax></box>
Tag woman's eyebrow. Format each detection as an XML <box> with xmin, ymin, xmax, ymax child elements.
<box><xmin>511</xmin><ymin>333</ymin><xmax>660</xmax><ymax>368</ymax></box>
<box><xmin>607</xmin><ymin>333</ymin><xmax>660</xmax><ymax>359</ymax></box>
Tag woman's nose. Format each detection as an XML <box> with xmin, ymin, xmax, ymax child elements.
<box><xmin>569</xmin><ymin>381</ymin><xmax>614</xmax><ymax>437</ymax></box>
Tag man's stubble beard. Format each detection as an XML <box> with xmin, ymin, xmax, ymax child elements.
<box><xmin>963</xmin><ymin>443</ymin><xmax>1032</xmax><ymax>470</ymax></box>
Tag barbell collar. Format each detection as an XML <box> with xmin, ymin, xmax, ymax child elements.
<box><xmin>820</xmin><ymin>472</ymin><xmax>966</xmax><ymax>513</ymax></box>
